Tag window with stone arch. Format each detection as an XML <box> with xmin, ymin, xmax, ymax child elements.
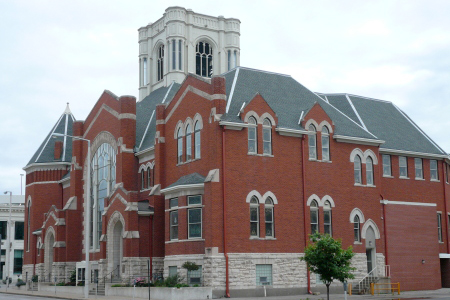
<box><xmin>177</xmin><ymin>127</ymin><xmax>183</xmax><ymax>164</ymax></box>
<box><xmin>321</xmin><ymin>126</ymin><xmax>330</xmax><ymax>161</ymax></box>
<box><xmin>354</xmin><ymin>155</ymin><xmax>362</xmax><ymax>184</ymax></box>
<box><xmin>354</xmin><ymin>215</ymin><xmax>361</xmax><ymax>242</ymax></box>
<box><xmin>248</xmin><ymin>116</ymin><xmax>257</xmax><ymax>154</ymax></box>
<box><xmin>308</xmin><ymin>124</ymin><xmax>317</xmax><ymax>160</ymax></box>
<box><xmin>147</xmin><ymin>166</ymin><xmax>152</xmax><ymax>189</ymax></box>
<box><xmin>250</xmin><ymin>196</ymin><xmax>259</xmax><ymax>237</ymax></box>
<box><xmin>323</xmin><ymin>200</ymin><xmax>332</xmax><ymax>236</ymax></box>
<box><xmin>310</xmin><ymin>200</ymin><xmax>319</xmax><ymax>234</ymax></box>
<box><xmin>194</xmin><ymin>121</ymin><xmax>201</xmax><ymax>159</ymax></box>
<box><xmin>196</xmin><ymin>41</ymin><xmax>213</xmax><ymax>77</ymax></box>
<box><xmin>186</xmin><ymin>124</ymin><xmax>192</xmax><ymax>161</ymax></box>
<box><xmin>90</xmin><ymin>143</ymin><xmax>116</xmax><ymax>249</ymax></box>
<box><xmin>157</xmin><ymin>44</ymin><xmax>164</xmax><ymax>81</ymax></box>
<box><xmin>265</xmin><ymin>197</ymin><xmax>274</xmax><ymax>238</ymax></box>
<box><xmin>263</xmin><ymin>118</ymin><xmax>272</xmax><ymax>155</ymax></box>
<box><xmin>366</xmin><ymin>156</ymin><xmax>374</xmax><ymax>185</ymax></box>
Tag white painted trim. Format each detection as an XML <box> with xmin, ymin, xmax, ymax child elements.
<box><xmin>318</xmin><ymin>120</ymin><xmax>333</xmax><ymax>133</ymax></box>
<box><xmin>26</xmin><ymin>181</ymin><xmax>60</xmax><ymax>187</ymax></box>
<box><xmin>307</xmin><ymin>194</ymin><xmax>321</xmax><ymax>206</ymax></box>
<box><xmin>439</xmin><ymin>253</ymin><xmax>450</xmax><ymax>258</ymax></box>
<box><xmin>62</xmin><ymin>113</ymin><xmax>69</xmax><ymax>161</ymax></box>
<box><xmin>350</xmin><ymin>148</ymin><xmax>364</xmax><ymax>163</ymax></box>
<box><xmin>244</xmin><ymin>111</ymin><xmax>260</xmax><ymax>124</ymax></box>
<box><xmin>276</xmin><ymin>127</ymin><xmax>308</xmax><ymax>137</ymax></box>
<box><xmin>380</xmin><ymin>200</ymin><xmax>437</xmax><ymax>207</ymax></box>
<box><xmin>304</xmin><ymin>119</ymin><xmax>319</xmax><ymax>131</ymax></box>
<box><xmin>23</xmin><ymin>162</ymin><xmax>70</xmax><ymax>173</ymax></box>
<box><xmin>226</xmin><ymin>67</ymin><xmax>240</xmax><ymax>113</ymax></box>
<box><xmin>262</xmin><ymin>191</ymin><xmax>278</xmax><ymax>205</ymax></box>
<box><xmin>138</xmin><ymin>109</ymin><xmax>155</xmax><ymax>150</ymax></box>
<box><xmin>160</xmin><ymin>183</ymin><xmax>204</xmax><ymax>197</ymax></box>
<box><xmin>335</xmin><ymin>135</ymin><xmax>385</xmax><ymax>146</ymax></box>
<box><xmin>393</xmin><ymin>104</ymin><xmax>446</xmax><ymax>155</ymax></box>
<box><xmin>135</xmin><ymin>146</ymin><xmax>155</xmax><ymax>157</ymax></box>
<box><xmin>298</xmin><ymin>111</ymin><xmax>304</xmax><ymax>125</ymax></box>
<box><xmin>219</xmin><ymin>121</ymin><xmax>246</xmax><ymax>130</ymax></box>
<box><xmin>364</xmin><ymin>149</ymin><xmax>378</xmax><ymax>165</ymax></box>
<box><xmin>161</xmin><ymin>81</ymin><xmax>175</xmax><ymax>104</ymax></box>
<box><xmin>259</xmin><ymin>113</ymin><xmax>276</xmax><ymax>126</ymax></box>
<box><xmin>246</xmin><ymin>190</ymin><xmax>263</xmax><ymax>203</ymax></box>
<box><xmin>320</xmin><ymin>195</ymin><xmax>335</xmax><ymax>207</ymax></box>
<box><xmin>379</xmin><ymin>148</ymin><xmax>448</xmax><ymax>159</ymax></box>
<box><xmin>35</xmin><ymin>114</ymin><xmax>64</xmax><ymax>163</ymax></box>
<box><xmin>345</xmin><ymin>94</ymin><xmax>367</xmax><ymax>130</ymax></box>
<box><xmin>361</xmin><ymin>219</ymin><xmax>381</xmax><ymax>239</ymax></box>
<box><xmin>349</xmin><ymin>208</ymin><xmax>365</xmax><ymax>223</ymax></box>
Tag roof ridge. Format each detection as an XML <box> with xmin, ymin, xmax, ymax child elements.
<box><xmin>230</xmin><ymin>66</ymin><xmax>292</xmax><ymax>78</ymax></box>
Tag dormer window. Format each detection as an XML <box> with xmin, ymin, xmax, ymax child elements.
<box><xmin>248</xmin><ymin>117</ymin><xmax>257</xmax><ymax>154</ymax></box>
<box><xmin>308</xmin><ymin>125</ymin><xmax>317</xmax><ymax>160</ymax></box>
<box><xmin>263</xmin><ymin>118</ymin><xmax>272</xmax><ymax>155</ymax></box>
<box><xmin>321</xmin><ymin>126</ymin><xmax>330</xmax><ymax>161</ymax></box>
<box><xmin>196</xmin><ymin>42</ymin><xmax>213</xmax><ymax>77</ymax></box>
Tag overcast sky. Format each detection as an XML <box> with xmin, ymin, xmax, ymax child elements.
<box><xmin>1</xmin><ymin>0</ymin><xmax>449</xmax><ymax>195</ymax></box>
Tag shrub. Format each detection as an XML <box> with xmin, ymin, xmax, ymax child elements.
<box><xmin>2</xmin><ymin>278</ymin><xmax>11</xmax><ymax>284</ymax></box>
<box><xmin>15</xmin><ymin>279</ymin><xmax>26</xmax><ymax>287</ymax></box>
<box><xmin>31</xmin><ymin>275</ymin><xmax>38</xmax><ymax>282</ymax></box>
<box><xmin>69</xmin><ymin>269</ymin><xmax>76</xmax><ymax>283</ymax></box>
<box><xmin>56</xmin><ymin>281</ymin><xmax>65</xmax><ymax>286</ymax></box>
<box><xmin>111</xmin><ymin>284</ymin><xmax>123</xmax><ymax>287</ymax></box>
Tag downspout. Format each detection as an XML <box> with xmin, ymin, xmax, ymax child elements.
<box><xmin>378</xmin><ymin>149</ymin><xmax>389</xmax><ymax>269</ymax></box>
<box><xmin>222</xmin><ymin>129</ymin><xmax>230</xmax><ymax>298</ymax></box>
<box><xmin>301</xmin><ymin>135</ymin><xmax>312</xmax><ymax>294</ymax></box>
<box><xmin>442</xmin><ymin>161</ymin><xmax>449</xmax><ymax>253</ymax></box>
<box><xmin>150</xmin><ymin>214</ymin><xmax>153</xmax><ymax>280</ymax></box>
<box><xmin>381</xmin><ymin>194</ymin><xmax>389</xmax><ymax>268</ymax></box>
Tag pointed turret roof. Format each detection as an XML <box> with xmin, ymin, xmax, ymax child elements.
<box><xmin>25</xmin><ymin>104</ymin><xmax>76</xmax><ymax>168</ymax></box>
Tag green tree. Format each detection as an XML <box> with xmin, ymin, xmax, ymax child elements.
<box><xmin>301</xmin><ymin>232</ymin><xmax>355</xmax><ymax>300</ymax></box>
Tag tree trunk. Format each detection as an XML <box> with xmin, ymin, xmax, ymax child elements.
<box><xmin>326</xmin><ymin>283</ymin><xmax>330</xmax><ymax>300</ymax></box>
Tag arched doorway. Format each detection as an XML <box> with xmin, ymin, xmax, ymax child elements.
<box><xmin>44</xmin><ymin>230</ymin><xmax>55</xmax><ymax>282</ymax></box>
<box><xmin>112</xmin><ymin>221</ymin><xmax>123</xmax><ymax>279</ymax></box>
<box><xmin>365</xmin><ymin>226</ymin><xmax>376</xmax><ymax>273</ymax></box>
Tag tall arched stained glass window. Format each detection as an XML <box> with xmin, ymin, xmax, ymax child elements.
<box><xmin>196</xmin><ymin>42</ymin><xmax>213</xmax><ymax>77</ymax></box>
<box><xmin>90</xmin><ymin>143</ymin><xmax>116</xmax><ymax>249</ymax></box>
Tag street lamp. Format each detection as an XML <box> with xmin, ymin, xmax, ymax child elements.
<box><xmin>3</xmin><ymin>191</ymin><xmax>12</xmax><ymax>289</ymax></box>
<box><xmin>52</xmin><ymin>133</ymin><xmax>91</xmax><ymax>298</ymax></box>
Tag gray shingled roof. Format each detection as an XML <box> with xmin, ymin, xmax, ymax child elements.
<box><xmin>135</xmin><ymin>83</ymin><xmax>181</xmax><ymax>152</ymax></box>
<box><xmin>346</xmin><ymin>95</ymin><xmax>446</xmax><ymax>155</ymax></box>
<box><xmin>26</xmin><ymin>105</ymin><xmax>75</xmax><ymax>167</ymax></box>
<box><xmin>222</xmin><ymin>67</ymin><xmax>376</xmax><ymax>140</ymax></box>
<box><xmin>166</xmin><ymin>173</ymin><xmax>205</xmax><ymax>189</ymax></box>
<box><xmin>322</xmin><ymin>94</ymin><xmax>362</xmax><ymax>127</ymax></box>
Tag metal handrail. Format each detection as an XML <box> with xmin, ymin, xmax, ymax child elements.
<box><xmin>102</xmin><ymin>265</ymin><xmax>120</xmax><ymax>284</ymax></box>
<box><xmin>354</xmin><ymin>266</ymin><xmax>378</xmax><ymax>293</ymax></box>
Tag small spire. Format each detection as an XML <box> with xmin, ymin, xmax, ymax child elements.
<box><xmin>64</xmin><ymin>102</ymin><xmax>71</xmax><ymax>114</ymax></box>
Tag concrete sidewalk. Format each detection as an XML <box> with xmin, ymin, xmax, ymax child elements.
<box><xmin>0</xmin><ymin>285</ymin><xmax>448</xmax><ymax>300</ymax></box>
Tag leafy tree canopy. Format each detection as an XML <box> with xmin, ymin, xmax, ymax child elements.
<box><xmin>301</xmin><ymin>233</ymin><xmax>356</xmax><ymax>299</ymax></box>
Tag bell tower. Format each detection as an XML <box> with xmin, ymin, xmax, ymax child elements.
<box><xmin>138</xmin><ymin>6</ymin><xmax>240</xmax><ymax>100</ymax></box>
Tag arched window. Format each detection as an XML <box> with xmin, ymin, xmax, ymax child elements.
<box><xmin>37</xmin><ymin>237</ymin><xmax>41</xmax><ymax>256</ymax></box>
<box><xmin>248</xmin><ymin>117</ymin><xmax>257</xmax><ymax>154</ymax></box>
<box><xmin>250</xmin><ymin>196</ymin><xmax>259</xmax><ymax>237</ymax></box>
<box><xmin>308</xmin><ymin>124</ymin><xmax>317</xmax><ymax>160</ymax></box>
<box><xmin>354</xmin><ymin>215</ymin><xmax>361</xmax><ymax>242</ymax></box>
<box><xmin>27</xmin><ymin>198</ymin><xmax>31</xmax><ymax>252</ymax></box>
<box><xmin>90</xmin><ymin>143</ymin><xmax>116</xmax><ymax>249</ymax></box>
<box><xmin>186</xmin><ymin>124</ymin><xmax>192</xmax><ymax>161</ymax></box>
<box><xmin>366</xmin><ymin>157</ymin><xmax>374</xmax><ymax>185</ymax></box>
<box><xmin>157</xmin><ymin>44</ymin><xmax>164</xmax><ymax>81</ymax></box>
<box><xmin>178</xmin><ymin>40</ymin><xmax>182</xmax><ymax>70</ymax></box>
<box><xmin>194</xmin><ymin>121</ymin><xmax>201</xmax><ymax>159</ymax></box>
<box><xmin>143</xmin><ymin>58</ymin><xmax>148</xmax><ymax>85</ymax></box>
<box><xmin>263</xmin><ymin>118</ymin><xmax>272</xmax><ymax>155</ymax></box>
<box><xmin>265</xmin><ymin>198</ymin><xmax>274</xmax><ymax>238</ymax></box>
<box><xmin>310</xmin><ymin>200</ymin><xmax>319</xmax><ymax>233</ymax></box>
<box><xmin>354</xmin><ymin>155</ymin><xmax>362</xmax><ymax>184</ymax></box>
<box><xmin>172</xmin><ymin>39</ymin><xmax>176</xmax><ymax>70</ymax></box>
<box><xmin>147</xmin><ymin>167</ymin><xmax>152</xmax><ymax>189</ymax></box>
<box><xmin>177</xmin><ymin>128</ymin><xmax>183</xmax><ymax>164</ymax></box>
<box><xmin>321</xmin><ymin>126</ymin><xmax>330</xmax><ymax>161</ymax></box>
<box><xmin>196</xmin><ymin>42</ymin><xmax>213</xmax><ymax>77</ymax></box>
<box><xmin>323</xmin><ymin>201</ymin><xmax>332</xmax><ymax>236</ymax></box>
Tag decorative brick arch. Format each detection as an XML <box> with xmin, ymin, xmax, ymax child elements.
<box><xmin>44</xmin><ymin>226</ymin><xmax>56</xmax><ymax>279</ymax></box>
<box><xmin>106</xmin><ymin>211</ymin><xmax>126</xmax><ymax>276</ymax></box>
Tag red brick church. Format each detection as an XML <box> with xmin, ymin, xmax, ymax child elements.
<box><xmin>22</xmin><ymin>6</ymin><xmax>450</xmax><ymax>297</ymax></box>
